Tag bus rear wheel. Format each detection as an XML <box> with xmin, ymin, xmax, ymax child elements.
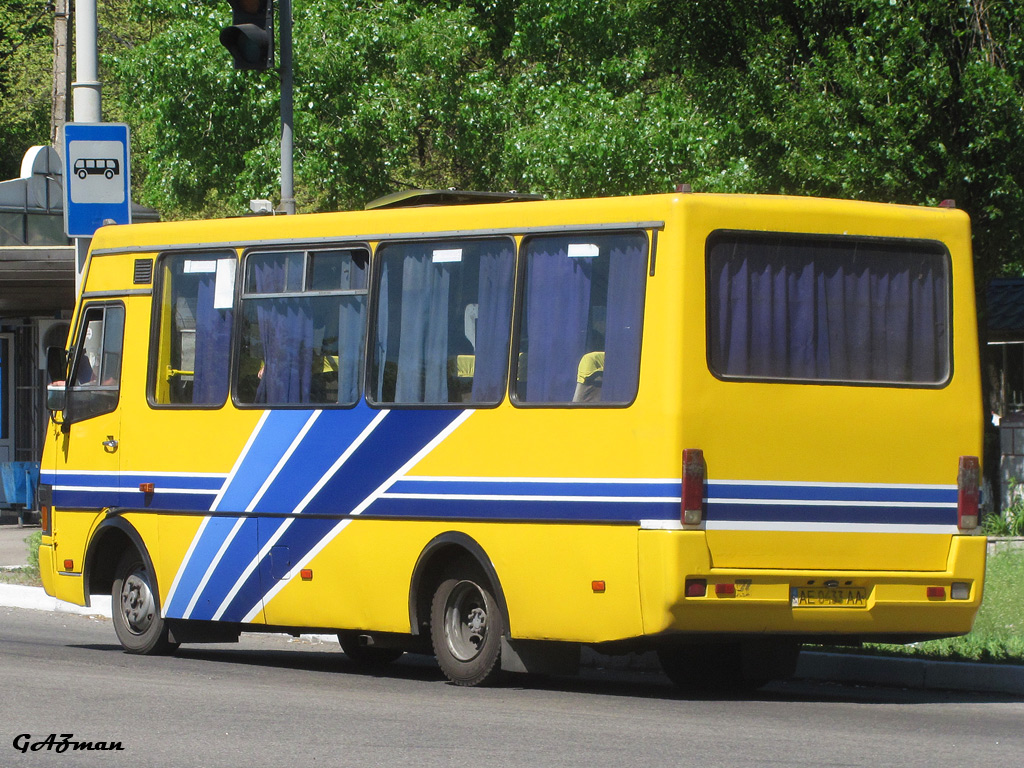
<box><xmin>430</xmin><ymin>570</ymin><xmax>504</xmax><ymax>686</ymax></box>
<box><xmin>111</xmin><ymin>551</ymin><xmax>178</xmax><ymax>655</ymax></box>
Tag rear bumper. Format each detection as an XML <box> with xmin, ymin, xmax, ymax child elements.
<box><xmin>638</xmin><ymin>531</ymin><xmax>986</xmax><ymax>640</ymax></box>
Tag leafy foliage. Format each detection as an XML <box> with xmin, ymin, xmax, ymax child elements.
<box><xmin>3</xmin><ymin>0</ymin><xmax>1024</xmax><ymax>279</ymax></box>
<box><xmin>0</xmin><ymin>1</ymin><xmax>52</xmax><ymax>179</ymax></box>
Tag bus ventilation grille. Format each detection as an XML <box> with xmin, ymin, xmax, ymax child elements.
<box><xmin>133</xmin><ymin>259</ymin><xmax>154</xmax><ymax>285</ymax></box>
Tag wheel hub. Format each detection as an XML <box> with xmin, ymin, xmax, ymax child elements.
<box><xmin>121</xmin><ymin>571</ymin><xmax>155</xmax><ymax>635</ymax></box>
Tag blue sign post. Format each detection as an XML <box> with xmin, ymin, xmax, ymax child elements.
<box><xmin>62</xmin><ymin>123</ymin><xmax>132</xmax><ymax>238</ymax></box>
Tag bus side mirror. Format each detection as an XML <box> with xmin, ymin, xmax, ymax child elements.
<box><xmin>46</xmin><ymin>346</ymin><xmax>67</xmax><ymax>383</ymax></box>
<box><xmin>46</xmin><ymin>383</ymin><xmax>67</xmax><ymax>414</ymax></box>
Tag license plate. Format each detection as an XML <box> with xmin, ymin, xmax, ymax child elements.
<box><xmin>791</xmin><ymin>586</ymin><xmax>868</xmax><ymax>608</ymax></box>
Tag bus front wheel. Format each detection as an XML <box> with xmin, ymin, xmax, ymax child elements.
<box><xmin>111</xmin><ymin>551</ymin><xmax>178</xmax><ymax>655</ymax></box>
<box><xmin>430</xmin><ymin>570</ymin><xmax>504</xmax><ymax>686</ymax></box>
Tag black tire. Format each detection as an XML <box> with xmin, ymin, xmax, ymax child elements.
<box><xmin>430</xmin><ymin>570</ymin><xmax>504</xmax><ymax>686</ymax></box>
<box><xmin>111</xmin><ymin>551</ymin><xmax>178</xmax><ymax>655</ymax></box>
<box><xmin>338</xmin><ymin>631</ymin><xmax>404</xmax><ymax>667</ymax></box>
<box><xmin>658</xmin><ymin>639</ymin><xmax>800</xmax><ymax>692</ymax></box>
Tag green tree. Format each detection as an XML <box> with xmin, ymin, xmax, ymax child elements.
<box><xmin>0</xmin><ymin>1</ymin><xmax>52</xmax><ymax>179</ymax></box>
<box><xmin>1</xmin><ymin>0</ymin><xmax>1019</xmax><ymax>287</ymax></box>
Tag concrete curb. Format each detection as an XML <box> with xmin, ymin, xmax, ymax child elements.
<box><xmin>797</xmin><ymin>650</ymin><xmax>1024</xmax><ymax>696</ymax></box>
<box><xmin>0</xmin><ymin>583</ymin><xmax>111</xmax><ymax>617</ymax></box>
<box><xmin>575</xmin><ymin>647</ymin><xmax>1024</xmax><ymax>697</ymax></box>
<box><xmin>3</xmin><ymin>584</ymin><xmax>1021</xmax><ymax>696</ymax></box>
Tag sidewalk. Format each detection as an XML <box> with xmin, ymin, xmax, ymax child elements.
<box><xmin>0</xmin><ymin>521</ymin><xmax>36</xmax><ymax>568</ymax></box>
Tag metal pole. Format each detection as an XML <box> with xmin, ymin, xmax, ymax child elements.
<box><xmin>72</xmin><ymin>0</ymin><xmax>102</xmax><ymax>295</ymax></box>
<box><xmin>72</xmin><ymin>0</ymin><xmax>101</xmax><ymax>123</ymax></box>
<box><xmin>279</xmin><ymin>0</ymin><xmax>295</xmax><ymax>215</ymax></box>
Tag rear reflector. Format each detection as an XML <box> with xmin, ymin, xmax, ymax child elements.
<box><xmin>957</xmin><ymin>456</ymin><xmax>980</xmax><ymax>531</ymax></box>
<box><xmin>715</xmin><ymin>583</ymin><xmax>736</xmax><ymax>596</ymax></box>
<box><xmin>682</xmin><ymin>449</ymin><xmax>706</xmax><ymax>526</ymax></box>
<box><xmin>927</xmin><ymin>586</ymin><xmax>946</xmax><ymax>600</ymax></box>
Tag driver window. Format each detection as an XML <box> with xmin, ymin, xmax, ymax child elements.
<box><xmin>67</xmin><ymin>304</ymin><xmax>125</xmax><ymax>421</ymax></box>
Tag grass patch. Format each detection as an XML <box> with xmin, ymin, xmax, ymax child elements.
<box><xmin>0</xmin><ymin>529</ymin><xmax>42</xmax><ymax>587</ymax></box>
<box><xmin>861</xmin><ymin>546</ymin><xmax>1024</xmax><ymax>664</ymax></box>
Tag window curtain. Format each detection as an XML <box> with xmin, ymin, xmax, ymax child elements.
<box><xmin>193</xmin><ymin>274</ymin><xmax>232</xmax><ymax>404</ymax></box>
<box><xmin>471</xmin><ymin>244</ymin><xmax>514</xmax><ymax>401</ymax></box>
<box><xmin>601</xmin><ymin>238</ymin><xmax>646</xmax><ymax>401</ymax></box>
<box><xmin>335</xmin><ymin>296</ymin><xmax>365</xmax><ymax>404</ymax></box>
<box><xmin>709</xmin><ymin>239</ymin><xmax>948</xmax><ymax>383</ymax></box>
<box><xmin>522</xmin><ymin>244</ymin><xmax>592</xmax><ymax>401</ymax></box>
<box><xmin>252</xmin><ymin>259</ymin><xmax>314</xmax><ymax>403</ymax></box>
<box><xmin>390</xmin><ymin>248</ymin><xmax>451</xmax><ymax>403</ymax></box>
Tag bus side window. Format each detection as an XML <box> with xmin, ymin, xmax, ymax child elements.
<box><xmin>514</xmin><ymin>232</ymin><xmax>646</xmax><ymax>406</ymax></box>
<box><xmin>65</xmin><ymin>304</ymin><xmax>125</xmax><ymax>423</ymax></box>
<box><xmin>370</xmin><ymin>238</ymin><xmax>514</xmax><ymax>406</ymax></box>
<box><xmin>151</xmin><ymin>253</ymin><xmax>235</xmax><ymax>406</ymax></box>
<box><xmin>236</xmin><ymin>247</ymin><xmax>368</xmax><ymax>406</ymax></box>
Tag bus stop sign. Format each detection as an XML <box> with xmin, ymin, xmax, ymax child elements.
<box><xmin>62</xmin><ymin>123</ymin><xmax>132</xmax><ymax>238</ymax></box>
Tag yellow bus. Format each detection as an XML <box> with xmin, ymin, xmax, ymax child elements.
<box><xmin>37</xmin><ymin>190</ymin><xmax>985</xmax><ymax>689</ymax></box>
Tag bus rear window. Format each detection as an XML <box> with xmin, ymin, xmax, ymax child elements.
<box><xmin>706</xmin><ymin>231</ymin><xmax>951</xmax><ymax>386</ymax></box>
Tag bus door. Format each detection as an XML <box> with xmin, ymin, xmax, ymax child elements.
<box><xmin>53</xmin><ymin>303</ymin><xmax>127</xmax><ymax>557</ymax></box>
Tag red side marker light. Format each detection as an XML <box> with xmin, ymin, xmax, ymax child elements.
<box><xmin>63</xmin><ymin>559</ymin><xmax>74</xmax><ymax>571</ymax></box>
<box><xmin>592</xmin><ymin>580</ymin><xmax>606</xmax><ymax>593</ymax></box>
<box><xmin>300</xmin><ymin>569</ymin><xmax>313</xmax><ymax>581</ymax></box>
<box><xmin>685</xmin><ymin>579</ymin><xmax>707</xmax><ymax>597</ymax></box>
<box><xmin>927</xmin><ymin>586</ymin><xmax>946</xmax><ymax>600</ymax></box>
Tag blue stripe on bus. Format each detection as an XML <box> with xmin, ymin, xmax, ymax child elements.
<box><xmin>364</xmin><ymin>496</ymin><xmax>679</xmax><ymax>522</ymax></box>
<box><xmin>179</xmin><ymin>517</ymin><xmax>262</xmax><ymax>621</ymax></box>
<box><xmin>247</xmin><ymin>406</ymin><xmax>379</xmax><ymax>514</ymax></box>
<box><xmin>703</xmin><ymin>501</ymin><xmax>955</xmax><ymax>526</ymax></box>
<box><xmin>213</xmin><ymin>409</ymin><xmax>314</xmax><ymax>512</ymax></box>
<box><xmin>386</xmin><ymin>478</ymin><xmax>682</xmax><ymax>499</ymax></box>
<box><xmin>708</xmin><ymin>482</ymin><xmax>957</xmax><ymax>505</ymax></box>
<box><xmin>215</xmin><ymin>408</ymin><xmax>466</xmax><ymax>622</ymax></box>
<box><xmin>164</xmin><ymin>516</ymin><xmax>251</xmax><ymax>618</ymax></box>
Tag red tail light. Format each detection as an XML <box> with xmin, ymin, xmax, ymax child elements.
<box><xmin>957</xmin><ymin>456</ymin><xmax>980</xmax><ymax>531</ymax></box>
<box><xmin>682</xmin><ymin>449</ymin><xmax>706</xmax><ymax>526</ymax></box>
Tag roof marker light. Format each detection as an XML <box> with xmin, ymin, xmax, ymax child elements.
<box><xmin>592</xmin><ymin>581</ymin><xmax>606</xmax><ymax>593</ymax></box>
<box><xmin>300</xmin><ymin>569</ymin><xmax>313</xmax><ymax>581</ymax></box>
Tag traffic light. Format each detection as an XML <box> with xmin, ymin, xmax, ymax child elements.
<box><xmin>220</xmin><ymin>1</ymin><xmax>274</xmax><ymax>71</ymax></box>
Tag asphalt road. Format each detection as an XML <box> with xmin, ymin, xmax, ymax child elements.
<box><xmin>1</xmin><ymin>607</ymin><xmax>1022</xmax><ymax>768</ymax></box>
